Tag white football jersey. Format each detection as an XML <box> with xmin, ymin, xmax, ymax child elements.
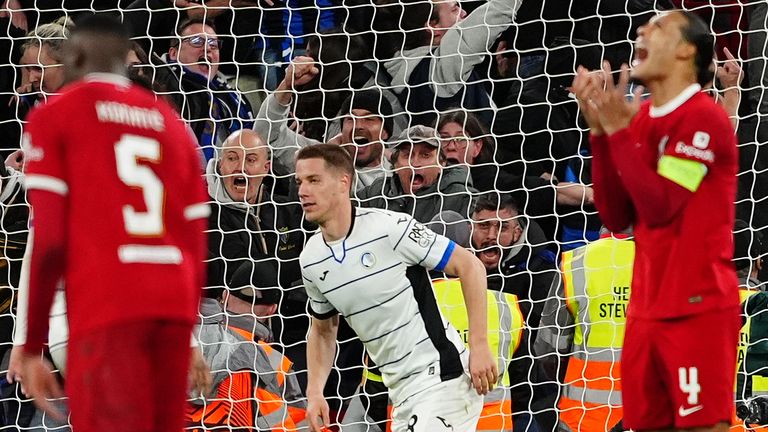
<box><xmin>300</xmin><ymin>207</ymin><xmax>468</xmax><ymax>405</ymax></box>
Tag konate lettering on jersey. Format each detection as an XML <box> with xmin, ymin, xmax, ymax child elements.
<box><xmin>95</xmin><ymin>101</ymin><xmax>165</xmax><ymax>132</ymax></box>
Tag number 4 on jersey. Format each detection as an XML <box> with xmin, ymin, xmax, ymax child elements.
<box><xmin>114</xmin><ymin>134</ymin><xmax>165</xmax><ymax>236</ymax></box>
<box><xmin>678</xmin><ymin>366</ymin><xmax>701</xmax><ymax>405</ymax></box>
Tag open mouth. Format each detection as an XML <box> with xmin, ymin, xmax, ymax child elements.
<box><xmin>477</xmin><ymin>244</ymin><xmax>501</xmax><ymax>263</ymax></box>
<box><xmin>233</xmin><ymin>176</ymin><xmax>247</xmax><ymax>190</ymax></box>
<box><xmin>411</xmin><ymin>174</ymin><xmax>425</xmax><ymax>190</ymax></box>
<box><xmin>632</xmin><ymin>46</ymin><xmax>648</xmax><ymax>68</ymax></box>
<box><xmin>197</xmin><ymin>56</ymin><xmax>211</xmax><ymax>73</ymax></box>
<box><xmin>353</xmin><ymin>135</ymin><xmax>370</xmax><ymax>145</ymax></box>
<box><xmin>302</xmin><ymin>202</ymin><xmax>316</xmax><ymax>212</ymax></box>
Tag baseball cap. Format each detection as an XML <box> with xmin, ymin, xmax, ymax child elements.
<box><xmin>339</xmin><ymin>89</ymin><xmax>394</xmax><ymax>138</ymax></box>
<box><xmin>390</xmin><ymin>125</ymin><xmax>441</xmax><ymax>149</ymax></box>
<box><xmin>227</xmin><ymin>261</ymin><xmax>280</xmax><ymax>305</ymax></box>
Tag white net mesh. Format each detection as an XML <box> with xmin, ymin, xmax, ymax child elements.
<box><xmin>0</xmin><ymin>0</ymin><xmax>766</xmax><ymax>431</ymax></box>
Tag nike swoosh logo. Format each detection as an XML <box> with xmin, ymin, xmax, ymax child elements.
<box><xmin>678</xmin><ymin>405</ymin><xmax>703</xmax><ymax>417</ymax></box>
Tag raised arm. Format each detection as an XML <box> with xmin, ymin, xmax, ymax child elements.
<box><xmin>254</xmin><ymin>56</ymin><xmax>321</xmax><ymax>176</ymax></box>
<box><xmin>442</xmin><ymin>245</ymin><xmax>499</xmax><ymax>395</ymax></box>
<box><xmin>433</xmin><ymin>0</ymin><xmax>523</xmax><ymax>97</ymax></box>
<box><xmin>595</xmin><ymin>67</ymin><xmax>729</xmax><ymax>227</ymax></box>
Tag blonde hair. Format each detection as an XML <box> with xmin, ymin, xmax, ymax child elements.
<box><xmin>21</xmin><ymin>22</ymin><xmax>71</xmax><ymax>62</ymax></box>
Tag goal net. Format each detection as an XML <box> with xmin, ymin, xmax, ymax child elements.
<box><xmin>0</xmin><ymin>0</ymin><xmax>766</xmax><ymax>431</ymax></box>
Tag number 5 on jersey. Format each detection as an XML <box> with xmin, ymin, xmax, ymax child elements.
<box><xmin>114</xmin><ymin>134</ymin><xmax>164</xmax><ymax>236</ymax></box>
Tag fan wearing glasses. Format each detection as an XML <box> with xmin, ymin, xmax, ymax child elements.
<box><xmin>169</xmin><ymin>21</ymin><xmax>222</xmax><ymax>81</ymax></box>
<box><xmin>164</xmin><ymin>18</ymin><xmax>255</xmax><ymax>163</ymax></box>
<box><xmin>436</xmin><ymin>110</ymin><xmax>594</xmax><ymax>210</ymax></box>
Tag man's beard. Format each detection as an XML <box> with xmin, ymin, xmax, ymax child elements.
<box><xmin>351</xmin><ymin>137</ymin><xmax>381</xmax><ymax>168</ymax></box>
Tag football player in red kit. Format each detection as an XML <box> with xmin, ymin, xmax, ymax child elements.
<box><xmin>18</xmin><ymin>15</ymin><xmax>210</xmax><ymax>432</ymax></box>
<box><xmin>572</xmin><ymin>10</ymin><xmax>739</xmax><ymax>432</ymax></box>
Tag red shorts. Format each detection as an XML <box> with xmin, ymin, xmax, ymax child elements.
<box><xmin>66</xmin><ymin>320</ymin><xmax>192</xmax><ymax>432</ymax></box>
<box><xmin>622</xmin><ymin>308</ymin><xmax>740</xmax><ymax>430</ymax></box>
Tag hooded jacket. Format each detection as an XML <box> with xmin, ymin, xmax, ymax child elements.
<box><xmin>205</xmin><ymin>159</ymin><xmax>308</xmax><ymax>349</ymax></box>
<box><xmin>355</xmin><ymin>165</ymin><xmax>476</xmax><ymax>223</ymax></box>
<box><xmin>156</xmin><ymin>60</ymin><xmax>254</xmax><ymax>161</ymax></box>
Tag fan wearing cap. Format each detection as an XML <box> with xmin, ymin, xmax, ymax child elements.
<box><xmin>255</xmin><ymin>61</ymin><xmax>395</xmax><ymax>191</ymax></box>
<box><xmin>189</xmin><ymin>261</ymin><xmax>307</xmax><ymax>430</ymax></box>
<box><xmin>356</xmin><ymin>125</ymin><xmax>476</xmax><ymax>223</ymax></box>
<box><xmin>220</xmin><ymin>260</ymin><xmax>281</xmax><ymax>343</ymax></box>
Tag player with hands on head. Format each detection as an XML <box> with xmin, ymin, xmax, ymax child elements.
<box><xmin>572</xmin><ymin>10</ymin><xmax>740</xmax><ymax>432</ymax></box>
<box><xmin>294</xmin><ymin>144</ymin><xmax>497</xmax><ymax>432</ymax></box>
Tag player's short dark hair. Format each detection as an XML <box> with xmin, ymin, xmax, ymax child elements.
<box><xmin>170</xmin><ymin>17</ymin><xmax>218</xmax><ymax>48</ymax></box>
<box><xmin>678</xmin><ymin>10</ymin><xmax>715</xmax><ymax>86</ymax></box>
<box><xmin>472</xmin><ymin>193</ymin><xmax>521</xmax><ymax>217</ymax></box>
<box><xmin>72</xmin><ymin>14</ymin><xmax>130</xmax><ymax>41</ymax></box>
<box><xmin>296</xmin><ymin>144</ymin><xmax>355</xmax><ymax>181</ymax></box>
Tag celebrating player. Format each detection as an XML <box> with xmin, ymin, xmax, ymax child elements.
<box><xmin>295</xmin><ymin>144</ymin><xmax>497</xmax><ymax>432</ymax></box>
<box><xmin>572</xmin><ymin>10</ymin><xmax>739</xmax><ymax>432</ymax></box>
<box><xmin>18</xmin><ymin>15</ymin><xmax>210</xmax><ymax>432</ymax></box>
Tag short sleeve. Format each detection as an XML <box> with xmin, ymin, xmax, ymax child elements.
<box><xmin>390</xmin><ymin>213</ymin><xmax>455</xmax><ymax>272</ymax></box>
<box><xmin>657</xmin><ymin>109</ymin><xmax>733</xmax><ymax>192</ymax></box>
<box><xmin>23</xmin><ymin>108</ymin><xmax>68</xmax><ymax>195</ymax></box>
<box><xmin>303</xmin><ymin>273</ymin><xmax>338</xmax><ymax>320</ymax></box>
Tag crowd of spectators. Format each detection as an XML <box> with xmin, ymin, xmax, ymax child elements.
<box><xmin>0</xmin><ymin>0</ymin><xmax>766</xmax><ymax>430</ymax></box>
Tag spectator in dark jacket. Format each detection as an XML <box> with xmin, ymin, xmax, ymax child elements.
<box><xmin>159</xmin><ymin>18</ymin><xmax>254</xmax><ymax>162</ymax></box>
<box><xmin>436</xmin><ymin>110</ymin><xmax>593</xmax><ymax>216</ymax></box>
<box><xmin>470</xmin><ymin>193</ymin><xmax>557</xmax><ymax>335</ymax></box>
<box><xmin>356</xmin><ymin>125</ymin><xmax>476</xmax><ymax>222</ymax></box>
<box><xmin>204</xmin><ymin>129</ymin><xmax>306</xmax><ymax>365</ymax></box>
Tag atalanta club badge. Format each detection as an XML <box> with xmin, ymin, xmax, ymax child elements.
<box><xmin>361</xmin><ymin>252</ymin><xmax>376</xmax><ymax>268</ymax></box>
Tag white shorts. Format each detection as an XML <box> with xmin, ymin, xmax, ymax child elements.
<box><xmin>391</xmin><ymin>374</ymin><xmax>483</xmax><ymax>432</ymax></box>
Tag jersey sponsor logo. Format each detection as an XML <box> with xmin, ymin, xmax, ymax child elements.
<box><xmin>674</xmin><ymin>142</ymin><xmax>714</xmax><ymax>163</ymax></box>
<box><xmin>398</xmin><ymin>217</ymin><xmax>408</xmax><ymax>225</ymax></box>
<box><xmin>21</xmin><ymin>133</ymin><xmax>44</xmax><ymax>162</ymax></box>
<box><xmin>408</xmin><ymin>223</ymin><xmax>434</xmax><ymax>248</ymax></box>
<box><xmin>361</xmin><ymin>252</ymin><xmax>376</xmax><ymax>268</ymax></box>
<box><xmin>692</xmin><ymin>131</ymin><xmax>710</xmax><ymax>149</ymax></box>
<box><xmin>678</xmin><ymin>405</ymin><xmax>704</xmax><ymax>417</ymax></box>
<box><xmin>95</xmin><ymin>101</ymin><xmax>165</xmax><ymax>132</ymax></box>
<box><xmin>319</xmin><ymin>270</ymin><xmax>329</xmax><ymax>281</ymax></box>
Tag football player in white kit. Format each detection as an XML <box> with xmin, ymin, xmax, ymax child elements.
<box><xmin>295</xmin><ymin>144</ymin><xmax>497</xmax><ymax>432</ymax></box>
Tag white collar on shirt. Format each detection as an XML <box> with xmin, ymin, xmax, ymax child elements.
<box><xmin>649</xmin><ymin>83</ymin><xmax>702</xmax><ymax>118</ymax></box>
<box><xmin>83</xmin><ymin>72</ymin><xmax>131</xmax><ymax>88</ymax></box>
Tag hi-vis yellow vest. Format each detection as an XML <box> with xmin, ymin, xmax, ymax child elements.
<box><xmin>561</xmin><ymin>237</ymin><xmax>634</xmax><ymax>408</ymax></box>
<box><xmin>431</xmin><ymin>279</ymin><xmax>524</xmax><ymax>390</ymax></box>
<box><xmin>737</xmin><ymin>288</ymin><xmax>768</xmax><ymax>400</ymax></box>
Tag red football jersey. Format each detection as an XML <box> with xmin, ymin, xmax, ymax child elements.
<box><xmin>604</xmin><ymin>85</ymin><xmax>739</xmax><ymax>319</ymax></box>
<box><xmin>24</xmin><ymin>74</ymin><xmax>209</xmax><ymax>339</ymax></box>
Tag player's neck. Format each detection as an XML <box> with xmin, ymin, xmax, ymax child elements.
<box><xmin>648</xmin><ymin>75</ymin><xmax>698</xmax><ymax>108</ymax></box>
<box><xmin>320</xmin><ymin>201</ymin><xmax>353</xmax><ymax>242</ymax></box>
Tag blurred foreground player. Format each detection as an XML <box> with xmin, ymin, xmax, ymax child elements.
<box><xmin>18</xmin><ymin>15</ymin><xmax>210</xmax><ymax>432</ymax></box>
<box><xmin>572</xmin><ymin>10</ymin><xmax>739</xmax><ymax>432</ymax></box>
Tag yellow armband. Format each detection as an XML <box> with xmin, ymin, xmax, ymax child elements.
<box><xmin>657</xmin><ymin>155</ymin><xmax>708</xmax><ymax>192</ymax></box>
